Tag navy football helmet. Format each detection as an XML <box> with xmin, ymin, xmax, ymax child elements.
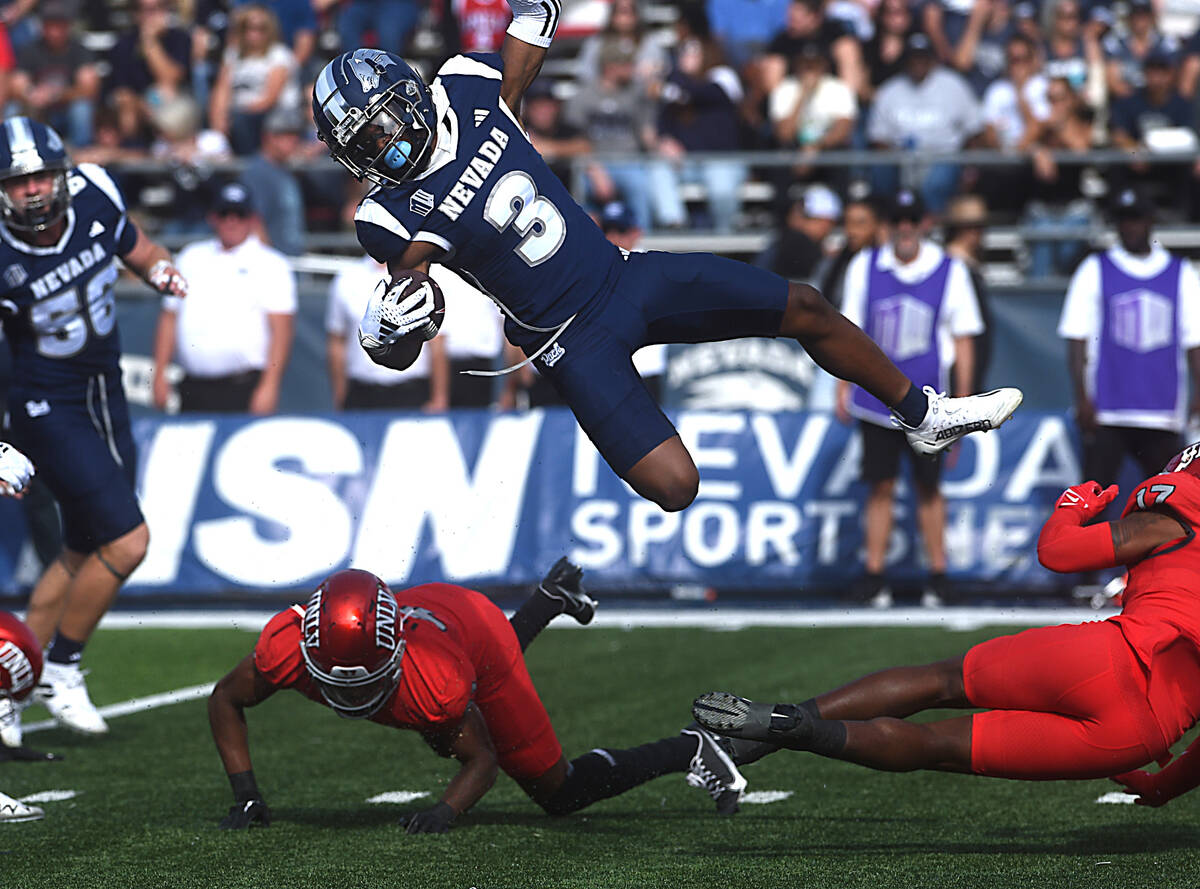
<box><xmin>313</xmin><ymin>49</ymin><xmax>436</xmax><ymax>188</ymax></box>
<box><xmin>0</xmin><ymin>116</ymin><xmax>71</xmax><ymax>232</ymax></box>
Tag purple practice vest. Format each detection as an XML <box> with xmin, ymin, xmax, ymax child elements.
<box><xmin>851</xmin><ymin>249</ymin><xmax>952</xmax><ymax>426</ymax></box>
<box><xmin>1093</xmin><ymin>252</ymin><xmax>1184</xmax><ymax>419</ymax></box>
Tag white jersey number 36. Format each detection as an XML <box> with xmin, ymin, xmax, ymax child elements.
<box><xmin>483</xmin><ymin>171</ymin><xmax>565</xmax><ymax>266</ymax></box>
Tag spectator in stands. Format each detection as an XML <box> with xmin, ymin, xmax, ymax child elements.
<box><xmin>981</xmin><ymin>33</ymin><xmax>1051</xmax><ymax>150</ymax></box>
<box><xmin>860</xmin><ymin>0</ymin><xmax>916</xmax><ymax>102</ymax></box>
<box><xmin>756</xmin><ymin>183</ymin><xmax>841</xmax><ymax>282</ymax></box>
<box><xmin>867</xmin><ymin>32</ymin><xmax>984</xmax><ymax>212</ymax></box>
<box><xmin>768</xmin><ymin>40</ymin><xmax>856</xmax><ymax>154</ymax></box>
<box><xmin>9</xmin><ymin>0</ymin><xmax>99</xmax><ymax>148</ymax></box>
<box><xmin>326</xmin><ymin>0</ymin><xmax>421</xmax><ymax>59</ymax></box>
<box><xmin>951</xmin><ymin>0</ymin><xmax>1021</xmax><ymax>96</ymax></box>
<box><xmin>144</xmin><ymin>94</ymin><xmax>232</xmax><ymax>237</ymax></box>
<box><xmin>922</xmin><ymin>0</ymin><xmax>973</xmax><ymax>68</ymax></box>
<box><xmin>209</xmin><ymin>4</ymin><xmax>302</xmax><ymax>156</ymax></box>
<box><xmin>755</xmin><ymin>0</ymin><xmax>865</xmax><ymax>103</ymax></box>
<box><xmin>522</xmin><ymin>79</ymin><xmax>591</xmax><ymax>189</ymax></box>
<box><xmin>236</xmin><ymin>0</ymin><xmax>318</xmax><ymax>72</ymax></box>
<box><xmin>818</xmin><ymin>183</ymin><xmax>881</xmax><ymax>308</ymax></box>
<box><xmin>108</xmin><ymin>0</ymin><xmax>192</xmax><ymax>148</ymax></box>
<box><xmin>564</xmin><ymin>41</ymin><xmax>658</xmax><ymax>229</ymax></box>
<box><xmin>429</xmin><ymin>266</ymin><xmax>505</xmax><ymax>408</ymax></box>
<box><xmin>1110</xmin><ymin>47</ymin><xmax>1194</xmax><ymax>150</ymax></box>
<box><xmin>943</xmin><ymin>193</ymin><xmax>993</xmax><ymax>393</ymax></box>
<box><xmin>1104</xmin><ymin>0</ymin><xmax>1181</xmax><ymax>100</ymax></box>
<box><xmin>0</xmin><ymin>0</ymin><xmax>35</xmax><ymax>52</ymax></box>
<box><xmin>1025</xmin><ymin>77</ymin><xmax>1099</xmax><ymax>278</ymax></box>
<box><xmin>1058</xmin><ymin>187</ymin><xmax>1200</xmax><ymax>487</ymax></box>
<box><xmin>576</xmin><ymin>0</ymin><xmax>668</xmax><ymax>85</ymax></box>
<box><xmin>837</xmin><ymin>189</ymin><xmax>984</xmax><ymax>610</ymax></box>
<box><xmin>245</xmin><ymin>106</ymin><xmax>307</xmax><ymax>256</ymax></box>
<box><xmin>326</xmin><ymin>255</ymin><xmax>449</xmax><ymax>411</ymax></box>
<box><xmin>449</xmin><ymin>0</ymin><xmax>513</xmax><ymax>54</ymax></box>
<box><xmin>1043</xmin><ymin>0</ymin><xmax>1103</xmax><ymax>103</ymax></box>
<box><xmin>651</xmin><ymin>7</ymin><xmax>748</xmax><ymax>232</ymax></box>
<box><xmin>707</xmin><ymin>0</ymin><xmax>791</xmax><ymax>70</ymax></box>
<box><xmin>1109</xmin><ymin>47</ymin><xmax>1197</xmax><ymax>212</ymax></box>
<box><xmin>152</xmin><ymin>183</ymin><xmax>296</xmax><ymax>414</ymax></box>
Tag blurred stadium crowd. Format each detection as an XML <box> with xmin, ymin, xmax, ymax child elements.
<box><xmin>0</xmin><ymin>0</ymin><xmax>1197</xmax><ymax>281</ymax></box>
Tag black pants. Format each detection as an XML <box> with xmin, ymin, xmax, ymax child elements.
<box><xmin>344</xmin><ymin>379</ymin><xmax>427</xmax><ymax>410</ymax></box>
<box><xmin>1084</xmin><ymin>425</ymin><xmax>1183</xmax><ymax>487</ymax></box>
<box><xmin>179</xmin><ymin>371</ymin><xmax>261</xmax><ymax>413</ymax></box>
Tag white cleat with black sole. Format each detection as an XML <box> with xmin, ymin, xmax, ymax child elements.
<box><xmin>0</xmin><ymin>790</ymin><xmax>43</xmax><ymax>823</ymax></box>
<box><xmin>36</xmin><ymin>662</ymin><xmax>108</xmax><ymax>736</ymax></box>
<box><xmin>681</xmin><ymin>724</ymin><xmax>748</xmax><ymax>816</ymax></box>
<box><xmin>897</xmin><ymin>386</ymin><xmax>1024</xmax><ymax>457</ymax></box>
<box><xmin>0</xmin><ymin>695</ymin><xmax>24</xmax><ymax>748</ymax></box>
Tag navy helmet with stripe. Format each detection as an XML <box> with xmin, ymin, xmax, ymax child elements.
<box><xmin>0</xmin><ymin>116</ymin><xmax>71</xmax><ymax>232</ymax></box>
<box><xmin>313</xmin><ymin>49</ymin><xmax>436</xmax><ymax>189</ymax></box>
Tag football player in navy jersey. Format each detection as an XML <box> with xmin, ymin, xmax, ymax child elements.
<box><xmin>0</xmin><ymin>117</ymin><xmax>187</xmax><ymax>741</ymax></box>
<box><xmin>313</xmin><ymin>6</ymin><xmax>1024</xmax><ymax>513</ymax></box>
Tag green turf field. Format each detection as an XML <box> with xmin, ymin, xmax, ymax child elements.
<box><xmin>3</xmin><ymin>623</ymin><xmax>1199</xmax><ymax>889</ymax></box>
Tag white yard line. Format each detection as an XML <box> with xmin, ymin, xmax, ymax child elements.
<box><xmin>23</xmin><ymin>682</ymin><xmax>215</xmax><ymax>735</ymax></box>
<box><xmin>85</xmin><ymin>606</ymin><xmax>1116</xmax><ymax>633</ymax></box>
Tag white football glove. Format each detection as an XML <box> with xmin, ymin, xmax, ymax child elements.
<box><xmin>0</xmin><ymin>442</ymin><xmax>34</xmax><ymax>496</ymax></box>
<box><xmin>358</xmin><ymin>275</ymin><xmax>439</xmax><ymax>351</ymax></box>
<box><xmin>505</xmin><ymin>0</ymin><xmax>559</xmax><ymax>48</ymax></box>
<box><xmin>148</xmin><ymin>259</ymin><xmax>188</xmax><ymax>298</ymax></box>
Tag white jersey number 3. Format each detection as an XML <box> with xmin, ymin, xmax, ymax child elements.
<box><xmin>483</xmin><ymin>171</ymin><xmax>565</xmax><ymax>266</ymax></box>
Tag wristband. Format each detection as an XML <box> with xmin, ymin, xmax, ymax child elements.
<box><xmin>229</xmin><ymin>770</ymin><xmax>262</xmax><ymax>803</ymax></box>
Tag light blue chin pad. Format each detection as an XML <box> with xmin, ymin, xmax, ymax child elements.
<box><xmin>384</xmin><ymin>140</ymin><xmax>413</xmax><ymax>169</ymax></box>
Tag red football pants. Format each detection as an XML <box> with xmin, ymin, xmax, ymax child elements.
<box><xmin>964</xmin><ymin>620</ymin><xmax>1169</xmax><ymax>779</ymax></box>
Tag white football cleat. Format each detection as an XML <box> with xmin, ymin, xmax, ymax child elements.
<box><xmin>36</xmin><ymin>662</ymin><xmax>108</xmax><ymax>736</ymax></box>
<box><xmin>0</xmin><ymin>695</ymin><xmax>24</xmax><ymax>748</ymax></box>
<box><xmin>0</xmin><ymin>790</ymin><xmax>43</xmax><ymax>823</ymax></box>
<box><xmin>897</xmin><ymin>387</ymin><xmax>1024</xmax><ymax>457</ymax></box>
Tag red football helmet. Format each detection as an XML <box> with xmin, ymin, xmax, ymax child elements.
<box><xmin>0</xmin><ymin>611</ymin><xmax>42</xmax><ymax>702</ymax></box>
<box><xmin>299</xmin><ymin>569</ymin><xmax>404</xmax><ymax>719</ymax></box>
<box><xmin>1163</xmin><ymin>441</ymin><xmax>1200</xmax><ymax>477</ymax></box>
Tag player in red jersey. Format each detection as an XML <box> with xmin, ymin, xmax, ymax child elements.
<box><xmin>208</xmin><ymin>560</ymin><xmax>764</xmax><ymax>831</ymax></box>
<box><xmin>693</xmin><ymin>441</ymin><xmax>1200</xmax><ymax>789</ymax></box>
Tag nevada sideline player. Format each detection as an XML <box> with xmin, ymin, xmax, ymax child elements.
<box><xmin>0</xmin><ymin>117</ymin><xmax>188</xmax><ymax>741</ymax></box>
<box><xmin>208</xmin><ymin>562</ymin><xmax>768</xmax><ymax>830</ymax></box>
<box><xmin>0</xmin><ymin>442</ymin><xmax>50</xmax><ymax>823</ymax></box>
<box><xmin>312</xmin><ymin>10</ymin><xmax>1023</xmax><ymax>513</ymax></box>
<box><xmin>694</xmin><ymin>442</ymin><xmax>1200</xmax><ymax>798</ymax></box>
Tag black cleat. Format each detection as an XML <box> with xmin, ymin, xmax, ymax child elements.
<box><xmin>693</xmin><ymin>692</ymin><xmax>811</xmax><ymax>749</ymax></box>
<box><xmin>682</xmin><ymin>720</ymin><xmax>779</xmax><ymax>767</ymax></box>
<box><xmin>681</xmin><ymin>725</ymin><xmax>747</xmax><ymax>816</ymax></box>
<box><xmin>538</xmin><ymin>557</ymin><xmax>597</xmax><ymax>625</ymax></box>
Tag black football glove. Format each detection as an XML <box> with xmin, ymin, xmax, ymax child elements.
<box><xmin>219</xmin><ymin>799</ymin><xmax>272</xmax><ymax>829</ymax></box>
<box><xmin>400</xmin><ymin>801</ymin><xmax>456</xmax><ymax>834</ymax></box>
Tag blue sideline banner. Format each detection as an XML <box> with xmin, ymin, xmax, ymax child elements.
<box><xmin>0</xmin><ymin>409</ymin><xmax>1094</xmax><ymax>596</ymax></box>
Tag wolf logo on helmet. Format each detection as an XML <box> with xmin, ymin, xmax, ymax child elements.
<box><xmin>347</xmin><ymin>49</ymin><xmax>397</xmax><ymax>92</ymax></box>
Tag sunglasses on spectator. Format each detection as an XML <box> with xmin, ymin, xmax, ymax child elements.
<box><xmin>214</xmin><ymin>208</ymin><xmax>251</xmax><ymax>219</ymax></box>
<box><xmin>1008</xmin><ymin>52</ymin><xmax>1033</xmax><ymax>64</ymax></box>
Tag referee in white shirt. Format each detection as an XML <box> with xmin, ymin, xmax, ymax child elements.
<box><xmin>152</xmin><ymin>183</ymin><xmax>297</xmax><ymax>413</ymax></box>
<box><xmin>326</xmin><ymin>255</ymin><xmax>449</xmax><ymax>410</ymax></box>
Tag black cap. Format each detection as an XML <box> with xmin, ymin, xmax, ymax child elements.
<box><xmin>890</xmin><ymin>188</ymin><xmax>925</xmax><ymax>222</ymax></box>
<box><xmin>212</xmin><ymin>182</ymin><xmax>254</xmax><ymax>216</ymax></box>
<box><xmin>263</xmin><ymin>107</ymin><xmax>306</xmax><ymax>134</ymax></box>
<box><xmin>40</xmin><ymin>0</ymin><xmax>77</xmax><ymax>19</ymax></box>
<box><xmin>1110</xmin><ymin>187</ymin><xmax>1153</xmax><ymax>218</ymax></box>
<box><xmin>525</xmin><ymin>78</ymin><xmax>557</xmax><ymax>101</ymax></box>
<box><xmin>600</xmin><ymin>200</ymin><xmax>637</xmax><ymax>232</ymax></box>
<box><xmin>1129</xmin><ymin>0</ymin><xmax>1154</xmax><ymax>13</ymax></box>
<box><xmin>1144</xmin><ymin>45</ymin><xmax>1177</xmax><ymax>68</ymax></box>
